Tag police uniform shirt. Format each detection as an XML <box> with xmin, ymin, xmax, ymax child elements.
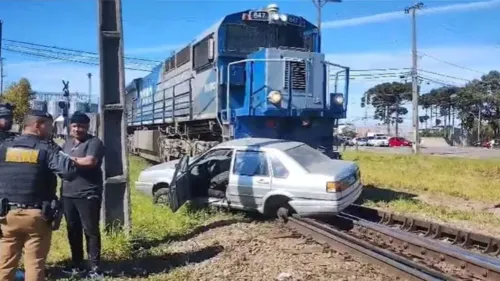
<box><xmin>61</xmin><ymin>135</ymin><xmax>104</xmax><ymax>198</ymax></box>
<box><xmin>0</xmin><ymin>134</ymin><xmax>77</xmax><ymax>204</ymax></box>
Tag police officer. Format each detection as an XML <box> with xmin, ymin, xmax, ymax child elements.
<box><xmin>60</xmin><ymin>111</ymin><xmax>104</xmax><ymax>278</ymax></box>
<box><xmin>0</xmin><ymin>110</ymin><xmax>79</xmax><ymax>281</ymax></box>
<box><xmin>0</xmin><ymin>103</ymin><xmax>15</xmax><ymax>143</ymax></box>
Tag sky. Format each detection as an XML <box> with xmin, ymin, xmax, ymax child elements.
<box><xmin>1</xmin><ymin>0</ymin><xmax>499</xmax><ymax>130</ymax></box>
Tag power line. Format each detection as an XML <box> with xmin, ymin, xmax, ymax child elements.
<box><xmin>2</xmin><ymin>39</ymin><xmax>161</xmax><ymax>63</ymax></box>
<box><xmin>418</xmin><ymin>69</ymin><xmax>470</xmax><ymax>82</ymax></box>
<box><xmin>418</xmin><ymin>51</ymin><xmax>486</xmax><ymax>75</ymax></box>
<box><xmin>1</xmin><ymin>38</ymin><xmax>161</xmax><ymax>72</ymax></box>
<box><xmin>418</xmin><ymin>76</ymin><xmax>458</xmax><ymax>87</ymax></box>
<box><xmin>2</xmin><ymin>45</ymin><xmax>153</xmax><ymax>72</ymax></box>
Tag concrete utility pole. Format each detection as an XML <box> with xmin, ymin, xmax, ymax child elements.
<box><xmin>477</xmin><ymin>106</ymin><xmax>481</xmax><ymax>144</ymax></box>
<box><xmin>312</xmin><ymin>0</ymin><xmax>341</xmax><ymax>48</ymax></box>
<box><xmin>0</xmin><ymin>20</ymin><xmax>4</xmax><ymax>96</ymax></box>
<box><xmin>98</xmin><ymin>0</ymin><xmax>130</xmax><ymax>234</ymax></box>
<box><xmin>405</xmin><ymin>2</ymin><xmax>424</xmax><ymax>154</ymax></box>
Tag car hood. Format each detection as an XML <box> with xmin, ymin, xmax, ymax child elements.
<box><xmin>143</xmin><ymin>156</ymin><xmax>200</xmax><ymax>172</ymax></box>
<box><xmin>143</xmin><ymin>159</ymin><xmax>181</xmax><ymax>172</ymax></box>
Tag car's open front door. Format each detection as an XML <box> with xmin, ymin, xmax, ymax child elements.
<box><xmin>168</xmin><ymin>155</ymin><xmax>191</xmax><ymax>212</ymax></box>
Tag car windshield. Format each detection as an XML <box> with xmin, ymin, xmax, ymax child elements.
<box><xmin>284</xmin><ymin>144</ymin><xmax>332</xmax><ymax>172</ymax></box>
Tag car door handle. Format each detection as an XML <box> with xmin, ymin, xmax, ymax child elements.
<box><xmin>257</xmin><ymin>179</ymin><xmax>269</xmax><ymax>184</ymax></box>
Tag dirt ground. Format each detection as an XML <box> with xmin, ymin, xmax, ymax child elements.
<box><xmin>156</xmin><ymin>221</ymin><xmax>401</xmax><ymax>281</ymax></box>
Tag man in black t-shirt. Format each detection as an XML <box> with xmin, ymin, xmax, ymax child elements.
<box><xmin>60</xmin><ymin>112</ymin><xmax>105</xmax><ymax>278</ymax></box>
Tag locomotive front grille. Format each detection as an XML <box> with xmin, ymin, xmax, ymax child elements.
<box><xmin>284</xmin><ymin>61</ymin><xmax>306</xmax><ymax>91</ymax></box>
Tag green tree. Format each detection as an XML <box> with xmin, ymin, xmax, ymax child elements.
<box><xmin>0</xmin><ymin>78</ymin><xmax>35</xmax><ymax>125</ymax></box>
<box><xmin>422</xmin><ymin>70</ymin><xmax>500</xmax><ymax>144</ymax></box>
<box><xmin>362</xmin><ymin>82</ymin><xmax>412</xmax><ymax>136</ymax></box>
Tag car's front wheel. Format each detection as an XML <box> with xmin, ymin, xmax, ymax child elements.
<box><xmin>153</xmin><ymin>187</ymin><xmax>170</xmax><ymax>205</ymax></box>
<box><xmin>277</xmin><ymin>206</ymin><xmax>290</xmax><ymax>223</ymax></box>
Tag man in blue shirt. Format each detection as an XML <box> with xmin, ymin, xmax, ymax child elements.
<box><xmin>60</xmin><ymin>112</ymin><xmax>105</xmax><ymax>278</ymax></box>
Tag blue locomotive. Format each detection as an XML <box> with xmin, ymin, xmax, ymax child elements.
<box><xmin>126</xmin><ymin>4</ymin><xmax>350</xmax><ymax>162</ymax></box>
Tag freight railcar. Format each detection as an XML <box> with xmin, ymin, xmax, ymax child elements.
<box><xmin>126</xmin><ymin>4</ymin><xmax>350</xmax><ymax>162</ymax></box>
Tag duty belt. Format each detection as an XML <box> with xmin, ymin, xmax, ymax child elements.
<box><xmin>8</xmin><ymin>203</ymin><xmax>42</xmax><ymax>210</ymax></box>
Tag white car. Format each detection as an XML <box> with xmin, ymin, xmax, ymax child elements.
<box><xmin>351</xmin><ymin>137</ymin><xmax>368</xmax><ymax>146</ymax></box>
<box><xmin>367</xmin><ymin>136</ymin><xmax>389</xmax><ymax>147</ymax></box>
<box><xmin>136</xmin><ymin>138</ymin><xmax>363</xmax><ymax>219</ymax></box>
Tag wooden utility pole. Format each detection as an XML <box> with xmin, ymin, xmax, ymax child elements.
<box><xmin>98</xmin><ymin>0</ymin><xmax>130</xmax><ymax>235</ymax></box>
<box><xmin>405</xmin><ymin>2</ymin><xmax>424</xmax><ymax>154</ymax></box>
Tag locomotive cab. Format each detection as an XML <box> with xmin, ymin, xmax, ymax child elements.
<box><xmin>125</xmin><ymin>4</ymin><xmax>351</xmax><ymax>162</ymax></box>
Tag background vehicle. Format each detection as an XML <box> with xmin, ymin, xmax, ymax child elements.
<box><xmin>388</xmin><ymin>137</ymin><xmax>412</xmax><ymax>147</ymax></box>
<box><xmin>366</xmin><ymin>133</ymin><xmax>387</xmax><ymax>138</ymax></box>
<box><xmin>126</xmin><ymin>4</ymin><xmax>350</xmax><ymax>163</ymax></box>
<box><xmin>350</xmin><ymin>137</ymin><xmax>368</xmax><ymax>146</ymax></box>
<box><xmin>135</xmin><ymin>138</ymin><xmax>363</xmax><ymax>219</ymax></box>
<box><xmin>367</xmin><ymin>136</ymin><xmax>389</xmax><ymax>147</ymax></box>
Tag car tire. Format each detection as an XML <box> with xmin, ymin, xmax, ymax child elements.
<box><xmin>277</xmin><ymin>206</ymin><xmax>290</xmax><ymax>223</ymax></box>
<box><xmin>210</xmin><ymin>171</ymin><xmax>230</xmax><ymax>191</ymax></box>
<box><xmin>153</xmin><ymin>187</ymin><xmax>170</xmax><ymax>205</ymax></box>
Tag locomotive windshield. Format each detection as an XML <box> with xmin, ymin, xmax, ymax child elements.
<box><xmin>224</xmin><ymin>22</ymin><xmax>314</xmax><ymax>54</ymax></box>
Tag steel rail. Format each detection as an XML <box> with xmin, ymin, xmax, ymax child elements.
<box><xmin>332</xmin><ymin>211</ymin><xmax>500</xmax><ymax>281</ymax></box>
<box><xmin>343</xmin><ymin>204</ymin><xmax>500</xmax><ymax>258</ymax></box>
<box><xmin>287</xmin><ymin>216</ymin><xmax>452</xmax><ymax>281</ymax></box>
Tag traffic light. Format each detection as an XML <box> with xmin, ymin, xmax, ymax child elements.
<box><xmin>58</xmin><ymin>101</ymin><xmax>69</xmax><ymax>117</ymax></box>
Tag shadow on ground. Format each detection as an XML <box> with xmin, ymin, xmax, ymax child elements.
<box><xmin>47</xmin><ymin>245</ymin><xmax>223</xmax><ymax>279</ymax></box>
<box><xmin>47</xmin><ymin>217</ymin><xmax>252</xmax><ymax>280</ymax></box>
<box><xmin>355</xmin><ymin>184</ymin><xmax>418</xmax><ymax>204</ymax></box>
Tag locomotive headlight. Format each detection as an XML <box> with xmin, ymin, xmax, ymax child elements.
<box><xmin>268</xmin><ymin>91</ymin><xmax>282</xmax><ymax>104</ymax></box>
<box><xmin>271</xmin><ymin>13</ymin><xmax>280</xmax><ymax>21</ymax></box>
<box><xmin>280</xmin><ymin>14</ymin><xmax>288</xmax><ymax>22</ymax></box>
<box><xmin>335</xmin><ymin>95</ymin><xmax>344</xmax><ymax>104</ymax></box>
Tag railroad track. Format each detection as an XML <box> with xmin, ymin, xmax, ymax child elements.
<box><xmin>285</xmin><ymin>207</ymin><xmax>500</xmax><ymax>281</ymax></box>
<box><xmin>343</xmin><ymin>204</ymin><xmax>500</xmax><ymax>258</ymax></box>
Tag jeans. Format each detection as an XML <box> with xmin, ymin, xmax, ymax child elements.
<box><xmin>62</xmin><ymin>196</ymin><xmax>101</xmax><ymax>268</ymax></box>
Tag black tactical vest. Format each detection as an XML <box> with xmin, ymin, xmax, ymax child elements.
<box><xmin>0</xmin><ymin>135</ymin><xmax>53</xmax><ymax>204</ymax></box>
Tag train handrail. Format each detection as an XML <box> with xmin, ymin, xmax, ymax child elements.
<box><xmin>323</xmin><ymin>61</ymin><xmax>350</xmax><ymax>115</ymax></box>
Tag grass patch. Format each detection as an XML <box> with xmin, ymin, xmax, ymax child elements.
<box><xmin>343</xmin><ymin>151</ymin><xmax>500</xmax><ymax>203</ymax></box>
<box><xmin>47</xmin><ymin>156</ymin><xmax>243</xmax><ymax>279</ymax></box>
<box><xmin>363</xmin><ymin>198</ymin><xmax>500</xmax><ymax>234</ymax></box>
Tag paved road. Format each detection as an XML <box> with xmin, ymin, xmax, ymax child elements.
<box><xmin>344</xmin><ymin>146</ymin><xmax>500</xmax><ymax>159</ymax></box>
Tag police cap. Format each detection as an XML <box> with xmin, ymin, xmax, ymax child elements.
<box><xmin>0</xmin><ymin>103</ymin><xmax>14</xmax><ymax>118</ymax></box>
<box><xmin>27</xmin><ymin>110</ymin><xmax>53</xmax><ymax>121</ymax></box>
